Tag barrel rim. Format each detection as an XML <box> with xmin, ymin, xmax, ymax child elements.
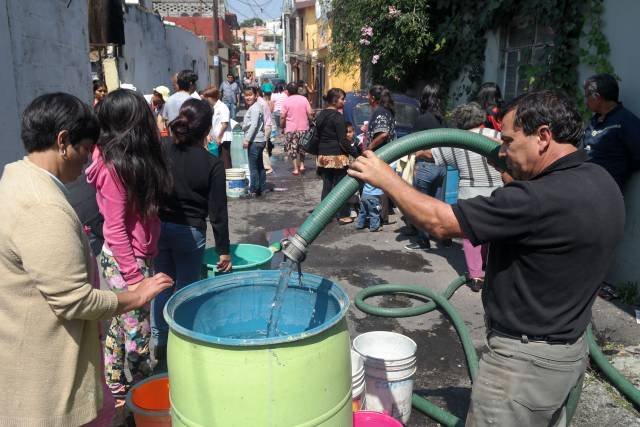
<box><xmin>163</xmin><ymin>270</ymin><xmax>350</xmax><ymax>346</ymax></box>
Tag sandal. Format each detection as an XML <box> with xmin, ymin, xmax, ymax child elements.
<box><xmin>292</xmin><ymin>170</ymin><xmax>299</xmax><ymax>176</ymax></box>
<box><xmin>299</xmin><ymin>167</ymin><xmax>306</xmax><ymax>174</ymax></box>
<box><xmin>338</xmin><ymin>217</ymin><xmax>354</xmax><ymax>225</ymax></box>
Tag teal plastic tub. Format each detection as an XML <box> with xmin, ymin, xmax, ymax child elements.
<box><xmin>203</xmin><ymin>243</ymin><xmax>278</xmax><ymax>277</ymax></box>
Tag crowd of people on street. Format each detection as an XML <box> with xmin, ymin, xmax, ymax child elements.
<box><xmin>1</xmin><ymin>66</ymin><xmax>639</xmax><ymax>427</ymax></box>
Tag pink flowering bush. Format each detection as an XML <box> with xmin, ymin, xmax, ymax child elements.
<box><xmin>330</xmin><ymin>0</ymin><xmax>431</xmax><ymax>84</ymax></box>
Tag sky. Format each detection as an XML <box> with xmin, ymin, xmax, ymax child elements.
<box><xmin>227</xmin><ymin>0</ymin><xmax>284</xmax><ymax>23</ymax></box>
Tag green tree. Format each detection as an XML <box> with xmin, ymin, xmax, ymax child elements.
<box><xmin>330</xmin><ymin>0</ymin><xmax>614</xmax><ymax>103</ymax></box>
<box><xmin>240</xmin><ymin>17</ymin><xmax>265</xmax><ymax>27</ymax></box>
<box><xmin>330</xmin><ymin>0</ymin><xmax>432</xmax><ymax>88</ymax></box>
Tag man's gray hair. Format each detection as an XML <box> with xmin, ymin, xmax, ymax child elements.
<box><xmin>451</xmin><ymin>102</ymin><xmax>486</xmax><ymax>130</ymax></box>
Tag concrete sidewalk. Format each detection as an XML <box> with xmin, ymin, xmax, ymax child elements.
<box><xmin>214</xmin><ymin>145</ymin><xmax>640</xmax><ymax>426</ymax></box>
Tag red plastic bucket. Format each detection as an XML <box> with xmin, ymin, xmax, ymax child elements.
<box><xmin>125</xmin><ymin>374</ymin><xmax>171</xmax><ymax>426</ymax></box>
<box><xmin>353</xmin><ymin>410</ymin><xmax>404</xmax><ymax>426</ymax></box>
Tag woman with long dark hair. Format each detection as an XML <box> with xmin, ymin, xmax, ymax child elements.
<box><xmin>474</xmin><ymin>82</ymin><xmax>503</xmax><ymax>131</ymax></box>
<box><xmin>87</xmin><ymin>88</ymin><xmax>172</xmax><ymax>409</ymax></box>
<box><xmin>366</xmin><ymin>84</ymin><xmax>396</xmax><ymax>151</ymax></box>
<box><xmin>315</xmin><ymin>88</ymin><xmax>354</xmax><ymax>224</ymax></box>
<box><xmin>406</xmin><ymin>83</ymin><xmax>447</xmax><ymax>250</ymax></box>
<box><xmin>152</xmin><ymin>99</ymin><xmax>231</xmax><ymax>357</ymax></box>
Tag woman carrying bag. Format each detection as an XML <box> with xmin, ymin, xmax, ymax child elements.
<box><xmin>314</xmin><ymin>88</ymin><xmax>359</xmax><ymax>224</ymax></box>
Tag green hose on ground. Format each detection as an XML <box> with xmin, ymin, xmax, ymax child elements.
<box><xmin>587</xmin><ymin>325</ymin><xmax>640</xmax><ymax>408</ymax></box>
<box><xmin>355</xmin><ymin>280</ymin><xmax>640</xmax><ymax>425</ymax></box>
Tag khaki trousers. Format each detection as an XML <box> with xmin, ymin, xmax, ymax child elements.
<box><xmin>466</xmin><ymin>331</ymin><xmax>588</xmax><ymax>427</ymax></box>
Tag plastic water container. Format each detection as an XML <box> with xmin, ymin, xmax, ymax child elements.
<box><xmin>202</xmin><ymin>243</ymin><xmax>276</xmax><ymax>277</ymax></box>
<box><xmin>351</xmin><ymin>350</ymin><xmax>366</xmax><ymax>412</ymax></box>
<box><xmin>125</xmin><ymin>374</ymin><xmax>171</xmax><ymax>426</ymax></box>
<box><xmin>230</xmin><ymin>125</ymin><xmax>248</xmax><ymax>168</ymax></box>
<box><xmin>353</xmin><ymin>411</ymin><xmax>403</xmax><ymax>427</ymax></box>
<box><xmin>207</xmin><ymin>141</ymin><xmax>219</xmax><ymax>157</ymax></box>
<box><xmin>225</xmin><ymin>168</ymin><xmax>247</xmax><ymax>198</ymax></box>
<box><xmin>353</xmin><ymin>331</ymin><xmax>417</xmax><ymax>424</ymax></box>
<box><xmin>164</xmin><ymin>271</ymin><xmax>352</xmax><ymax>427</ymax></box>
<box><xmin>444</xmin><ymin>166</ymin><xmax>459</xmax><ymax>204</ymax></box>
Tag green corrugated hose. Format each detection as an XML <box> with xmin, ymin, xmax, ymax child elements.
<box><xmin>280</xmin><ymin>128</ymin><xmax>640</xmax><ymax>424</ymax></box>
<box><xmin>294</xmin><ymin>129</ymin><xmax>503</xmax><ymax>246</ymax></box>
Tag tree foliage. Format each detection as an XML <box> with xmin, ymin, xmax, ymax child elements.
<box><xmin>329</xmin><ymin>0</ymin><xmax>432</xmax><ymax>88</ymax></box>
<box><xmin>329</xmin><ymin>0</ymin><xmax>614</xmax><ymax>103</ymax></box>
<box><xmin>240</xmin><ymin>17</ymin><xmax>265</xmax><ymax>27</ymax></box>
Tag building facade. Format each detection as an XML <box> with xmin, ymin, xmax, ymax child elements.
<box><xmin>283</xmin><ymin>0</ymin><xmax>360</xmax><ymax>108</ymax></box>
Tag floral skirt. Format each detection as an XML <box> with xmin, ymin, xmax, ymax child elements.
<box><xmin>100</xmin><ymin>251</ymin><xmax>154</xmax><ymax>398</ymax></box>
<box><xmin>316</xmin><ymin>154</ymin><xmax>350</xmax><ymax>169</ymax></box>
<box><xmin>284</xmin><ymin>130</ymin><xmax>307</xmax><ymax>160</ymax></box>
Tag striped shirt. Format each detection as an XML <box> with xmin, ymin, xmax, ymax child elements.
<box><xmin>432</xmin><ymin>127</ymin><xmax>503</xmax><ymax>188</ymax></box>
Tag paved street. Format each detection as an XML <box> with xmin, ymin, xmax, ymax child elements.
<box><xmin>213</xmin><ymin>143</ymin><xmax>640</xmax><ymax>426</ymax></box>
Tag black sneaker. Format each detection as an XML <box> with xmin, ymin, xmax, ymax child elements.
<box><xmin>468</xmin><ymin>278</ymin><xmax>484</xmax><ymax>292</ymax></box>
<box><xmin>404</xmin><ymin>240</ymin><xmax>431</xmax><ymax>251</ymax></box>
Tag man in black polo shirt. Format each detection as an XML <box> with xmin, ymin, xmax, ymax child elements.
<box><xmin>582</xmin><ymin>73</ymin><xmax>640</xmax><ymax>189</ymax></box>
<box><xmin>348</xmin><ymin>90</ymin><xmax>625</xmax><ymax>426</ymax></box>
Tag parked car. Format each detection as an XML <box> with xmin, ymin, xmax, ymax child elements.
<box><xmin>343</xmin><ymin>91</ymin><xmax>420</xmax><ymax>138</ymax></box>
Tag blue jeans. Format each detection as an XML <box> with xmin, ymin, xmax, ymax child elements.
<box><xmin>273</xmin><ymin>112</ymin><xmax>281</xmax><ymax>134</ymax></box>
<box><xmin>414</xmin><ymin>161</ymin><xmax>446</xmax><ymax>240</ymax></box>
<box><xmin>224</xmin><ymin>100</ymin><xmax>236</xmax><ymax>120</ymax></box>
<box><xmin>152</xmin><ymin>222</ymin><xmax>206</xmax><ymax>346</ymax></box>
<box><xmin>248</xmin><ymin>141</ymin><xmax>267</xmax><ymax>194</ymax></box>
<box><xmin>356</xmin><ymin>194</ymin><xmax>382</xmax><ymax>230</ymax></box>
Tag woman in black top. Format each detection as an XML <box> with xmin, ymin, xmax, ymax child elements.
<box><xmin>152</xmin><ymin>99</ymin><xmax>232</xmax><ymax>350</ymax></box>
<box><xmin>316</xmin><ymin>88</ymin><xmax>353</xmax><ymax>224</ymax></box>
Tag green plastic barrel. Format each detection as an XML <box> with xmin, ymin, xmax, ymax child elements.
<box><xmin>164</xmin><ymin>271</ymin><xmax>352</xmax><ymax>427</ymax></box>
<box><xmin>203</xmin><ymin>243</ymin><xmax>277</xmax><ymax>277</ymax></box>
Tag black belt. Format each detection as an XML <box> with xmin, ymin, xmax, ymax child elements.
<box><xmin>489</xmin><ymin>321</ymin><xmax>577</xmax><ymax>345</ymax></box>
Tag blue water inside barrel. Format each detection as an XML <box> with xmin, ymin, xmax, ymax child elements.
<box><xmin>165</xmin><ymin>271</ymin><xmax>348</xmax><ymax>346</ymax></box>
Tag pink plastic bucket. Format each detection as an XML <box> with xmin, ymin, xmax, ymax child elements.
<box><xmin>353</xmin><ymin>411</ymin><xmax>404</xmax><ymax>427</ymax></box>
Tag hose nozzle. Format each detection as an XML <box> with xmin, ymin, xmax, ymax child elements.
<box><xmin>281</xmin><ymin>234</ymin><xmax>308</xmax><ymax>263</ymax></box>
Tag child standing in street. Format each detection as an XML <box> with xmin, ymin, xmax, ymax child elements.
<box><xmin>87</xmin><ymin>89</ymin><xmax>172</xmax><ymax>413</ymax></box>
<box><xmin>356</xmin><ymin>182</ymin><xmax>384</xmax><ymax>232</ymax></box>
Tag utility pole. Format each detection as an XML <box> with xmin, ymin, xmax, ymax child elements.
<box><xmin>242</xmin><ymin>29</ymin><xmax>247</xmax><ymax>74</ymax></box>
<box><xmin>212</xmin><ymin>0</ymin><xmax>220</xmax><ymax>86</ymax></box>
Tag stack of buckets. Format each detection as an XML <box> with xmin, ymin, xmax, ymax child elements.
<box><xmin>351</xmin><ymin>350</ymin><xmax>366</xmax><ymax>412</ymax></box>
<box><xmin>352</xmin><ymin>331</ymin><xmax>417</xmax><ymax>425</ymax></box>
<box><xmin>225</xmin><ymin>168</ymin><xmax>248</xmax><ymax>198</ymax></box>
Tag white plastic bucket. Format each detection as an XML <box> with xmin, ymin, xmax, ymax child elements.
<box><xmin>351</xmin><ymin>350</ymin><xmax>366</xmax><ymax>412</ymax></box>
<box><xmin>225</xmin><ymin>168</ymin><xmax>247</xmax><ymax>198</ymax></box>
<box><xmin>353</xmin><ymin>331</ymin><xmax>417</xmax><ymax>424</ymax></box>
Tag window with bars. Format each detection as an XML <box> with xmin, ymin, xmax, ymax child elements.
<box><xmin>500</xmin><ymin>19</ymin><xmax>554</xmax><ymax>100</ymax></box>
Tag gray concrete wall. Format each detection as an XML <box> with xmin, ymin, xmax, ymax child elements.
<box><xmin>0</xmin><ymin>0</ymin><xmax>92</xmax><ymax>168</ymax></box>
<box><xmin>118</xmin><ymin>6</ymin><xmax>210</xmax><ymax>94</ymax></box>
<box><xmin>578</xmin><ymin>0</ymin><xmax>640</xmax><ymax>116</ymax></box>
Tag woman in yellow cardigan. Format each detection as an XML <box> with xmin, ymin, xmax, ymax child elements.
<box><xmin>0</xmin><ymin>93</ymin><xmax>173</xmax><ymax>426</ymax></box>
